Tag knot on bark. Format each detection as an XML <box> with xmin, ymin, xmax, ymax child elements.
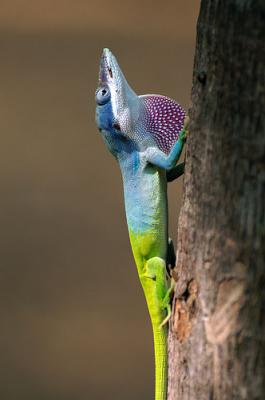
<box><xmin>172</xmin><ymin>279</ymin><xmax>198</xmax><ymax>342</ymax></box>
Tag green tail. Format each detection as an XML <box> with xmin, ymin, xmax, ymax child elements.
<box><xmin>153</xmin><ymin>325</ymin><xmax>168</xmax><ymax>400</ymax></box>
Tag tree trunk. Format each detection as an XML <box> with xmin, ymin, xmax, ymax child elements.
<box><xmin>168</xmin><ymin>1</ymin><xmax>265</xmax><ymax>399</ymax></box>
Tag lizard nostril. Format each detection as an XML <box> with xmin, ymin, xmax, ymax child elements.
<box><xmin>108</xmin><ymin>67</ymin><xmax>113</xmax><ymax>78</ymax></box>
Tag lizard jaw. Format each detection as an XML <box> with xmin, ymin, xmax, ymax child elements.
<box><xmin>98</xmin><ymin>48</ymin><xmax>139</xmax><ymax>133</ymax></box>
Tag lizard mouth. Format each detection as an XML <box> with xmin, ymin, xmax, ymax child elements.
<box><xmin>98</xmin><ymin>48</ymin><xmax>114</xmax><ymax>84</ymax></box>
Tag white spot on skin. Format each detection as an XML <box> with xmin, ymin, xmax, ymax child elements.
<box><xmin>142</xmin><ymin>95</ymin><xmax>186</xmax><ymax>153</ymax></box>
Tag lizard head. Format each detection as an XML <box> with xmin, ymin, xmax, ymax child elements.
<box><xmin>95</xmin><ymin>48</ymin><xmax>139</xmax><ymax>157</ymax></box>
<box><xmin>95</xmin><ymin>48</ymin><xmax>186</xmax><ymax>159</ymax></box>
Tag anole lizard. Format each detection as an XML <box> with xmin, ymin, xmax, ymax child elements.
<box><xmin>95</xmin><ymin>48</ymin><xmax>188</xmax><ymax>400</ymax></box>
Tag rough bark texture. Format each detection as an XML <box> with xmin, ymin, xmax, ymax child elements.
<box><xmin>168</xmin><ymin>1</ymin><xmax>265</xmax><ymax>399</ymax></box>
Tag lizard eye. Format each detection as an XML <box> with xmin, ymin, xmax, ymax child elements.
<box><xmin>96</xmin><ymin>86</ymin><xmax>111</xmax><ymax>105</ymax></box>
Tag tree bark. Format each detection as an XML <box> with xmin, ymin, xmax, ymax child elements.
<box><xmin>168</xmin><ymin>1</ymin><xmax>265</xmax><ymax>399</ymax></box>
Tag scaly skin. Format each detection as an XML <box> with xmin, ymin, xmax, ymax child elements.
<box><xmin>95</xmin><ymin>48</ymin><xmax>187</xmax><ymax>400</ymax></box>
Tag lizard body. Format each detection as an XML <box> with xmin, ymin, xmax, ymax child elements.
<box><xmin>95</xmin><ymin>49</ymin><xmax>187</xmax><ymax>400</ymax></box>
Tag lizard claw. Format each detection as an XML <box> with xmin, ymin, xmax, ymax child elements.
<box><xmin>159</xmin><ymin>305</ymin><xmax>172</xmax><ymax>329</ymax></box>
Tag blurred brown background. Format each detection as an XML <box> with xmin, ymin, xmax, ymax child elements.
<box><xmin>0</xmin><ymin>1</ymin><xmax>199</xmax><ymax>399</ymax></box>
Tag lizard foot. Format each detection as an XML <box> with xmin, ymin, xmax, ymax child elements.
<box><xmin>159</xmin><ymin>279</ymin><xmax>175</xmax><ymax>328</ymax></box>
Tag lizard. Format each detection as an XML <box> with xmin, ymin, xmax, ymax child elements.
<box><xmin>95</xmin><ymin>48</ymin><xmax>188</xmax><ymax>400</ymax></box>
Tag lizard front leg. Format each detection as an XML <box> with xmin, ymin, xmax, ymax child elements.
<box><xmin>145</xmin><ymin>116</ymin><xmax>189</xmax><ymax>171</ymax></box>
